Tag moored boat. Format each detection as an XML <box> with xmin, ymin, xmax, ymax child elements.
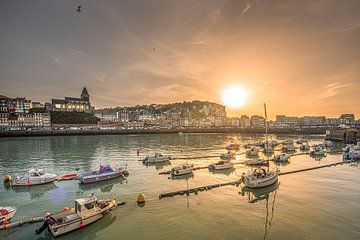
<box><xmin>42</xmin><ymin>194</ymin><xmax>118</xmax><ymax>236</ymax></box>
<box><xmin>209</xmin><ymin>160</ymin><xmax>234</xmax><ymax>170</ymax></box>
<box><xmin>274</xmin><ymin>153</ymin><xmax>290</xmax><ymax>162</ymax></box>
<box><xmin>282</xmin><ymin>143</ymin><xmax>296</xmax><ymax>152</ymax></box>
<box><xmin>143</xmin><ymin>153</ymin><xmax>171</xmax><ymax>163</ymax></box>
<box><xmin>242</xmin><ymin>168</ymin><xmax>278</xmax><ymax>188</ymax></box>
<box><xmin>300</xmin><ymin>142</ymin><xmax>310</xmax><ymax>151</ymax></box>
<box><xmin>310</xmin><ymin>145</ymin><xmax>326</xmax><ymax>157</ymax></box>
<box><xmin>11</xmin><ymin>169</ymin><xmax>58</xmax><ymax>187</ymax></box>
<box><xmin>0</xmin><ymin>206</ymin><xmax>16</xmax><ymax>224</ymax></box>
<box><xmin>220</xmin><ymin>151</ymin><xmax>236</xmax><ymax>160</ymax></box>
<box><xmin>171</xmin><ymin>163</ymin><xmax>194</xmax><ymax>176</ymax></box>
<box><xmin>246</xmin><ymin>147</ymin><xmax>259</xmax><ymax>157</ymax></box>
<box><xmin>225</xmin><ymin>143</ymin><xmax>240</xmax><ymax>150</ymax></box>
<box><xmin>79</xmin><ymin>165</ymin><xmax>128</xmax><ymax>184</ymax></box>
<box><xmin>244</xmin><ymin>159</ymin><xmax>268</xmax><ymax>166</ymax></box>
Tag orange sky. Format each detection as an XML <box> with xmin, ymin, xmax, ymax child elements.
<box><xmin>1</xmin><ymin>1</ymin><xmax>360</xmax><ymax>119</ymax></box>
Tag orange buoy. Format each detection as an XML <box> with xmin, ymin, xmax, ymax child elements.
<box><xmin>79</xmin><ymin>222</ymin><xmax>85</xmax><ymax>228</ymax></box>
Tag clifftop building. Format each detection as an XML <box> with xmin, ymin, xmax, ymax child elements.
<box><xmin>52</xmin><ymin>87</ymin><xmax>92</xmax><ymax>112</ymax></box>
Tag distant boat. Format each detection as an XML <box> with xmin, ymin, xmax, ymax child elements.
<box><xmin>245</xmin><ymin>159</ymin><xmax>268</xmax><ymax>166</ymax></box>
<box><xmin>300</xmin><ymin>142</ymin><xmax>310</xmax><ymax>151</ymax></box>
<box><xmin>0</xmin><ymin>206</ymin><xmax>16</xmax><ymax>224</ymax></box>
<box><xmin>209</xmin><ymin>160</ymin><xmax>234</xmax><ymax>170</ymax></box>
<box><xmin>46</xmin><ymin>194</ymin><xmax>118</xmax><ymax>236</ymax></box>
<box><xmin>143</xmin><ymin>153</ymin><xmax>171</xmax><ymax>163</ymax></box>
<box><xmin>310</xmin><ymin>145</ymin><xmax>327</xmax><ymax>157</ymax></box>
<box><xmin>79</xmin><ymin>165</ymin><xmax>128</xmax><ymax>184</ymax></box>
<box><xmin>220</xmin><ymin>151</ymin><xmax>236</xmax><ymax>160</ymax></box>
<box><xmin>171</xmin><ymin>163</ymin><xmax>194</xmax><ymax>176</ymax></box>
<box><xmin>225</xmin><ymin>143</ymin><xmax>240</xmax><ymax>150</ymax></box>
<box><xmin>242</xmin><ymin>168</ymin><xmax>278</xmax><ymax>188</ymax></box>
<box><xmin>282</xmin><ymin>139</ymin><xmax>294</xmax><ymax>145</ymax></box>
<box><xmin>282</xmin><ymin>144</ymin><xmax>296</xmax><ymax>152</ymax></box>
<box><xmin>274</xmin><ymin>153</ymin><xmax>290</xmax><ymax>162</ymax></box>
<box><xmin>11</xmin><ymin>169</ymin><xmax>58</xmax><ymax>187</ymax></box>
<box><xmin>246</xmin><ymin>147</ymin><xmax>259</xmax><ymax>157</ymax></box>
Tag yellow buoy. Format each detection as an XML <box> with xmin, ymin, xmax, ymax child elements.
<box><xmin>137</xmin><ymin>194</ymin><xmax>146</xmax><ymax>203</ymax></box>
<box><xmin>3</xmin><ymin>175</ymin><xmax>11</xmax><ymax>183</ymax></box>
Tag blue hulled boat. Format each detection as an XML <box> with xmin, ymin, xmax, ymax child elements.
<box><xmin>79</xmin><ymin>165</ymin><xmax>128</xmax><ymax>184</ymax></box>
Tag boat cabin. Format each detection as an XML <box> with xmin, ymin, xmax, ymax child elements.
<box><xmin>75</xmin><ymin>196</ymin><xmax>97</xmax><ymax>218</ymax></box>
<box><xmin>29</xmin><ymin>169</ymin><xmax>45</xmax><ymax>177</ymax></box>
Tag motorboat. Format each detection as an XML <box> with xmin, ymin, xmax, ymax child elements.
<box><xmin>171</xmin><ymin>163</ymin><xmax>194</xmax><ymax>176</ymax></box>
<box><xmin>143</xmin><ymin>153</ymin><xmax>171</xmax><ymax>163</ymax></box>
<box><xmin>244</xmin><ymin>159</ymin><xmax>268</xmax><ymax>166</ymax></box>
<box><xmin>46</xmin><ymin>194</ymin><xmax>118</xmax><ymax>236</ymax></box>
<box><xmin>343</xmin><ymin>144</ymin><xmax>360</xmax><ymax>161</ymax></box>
<box><xmin>246</xmin><ymin>147</ymin><xmax>259</xmax><ymax>157</ymax></box>
<box><xmin>282</xmin><ymin>139</ymin><xmax>294</xmax><ymax>145</ymax></box>
<box><xmin>263</xmin><ymin>141</ymin><xmax>274</xmax><ymax>153</ymax></box>
<box><xmin>79</xmin><ymin>165</ymin><xmax>128</xmax><ymax>184</ymax></box>
<box><xmin>0</xmin><ymin>206</ymin><xmax>16</xmax><ymax>224</ymax></box>
<box><xmin>282</xmin><ymin>144</ymin><xmax>296</xmax><ymax>152</ymax></box>
<box><xmin>296</xmin><ymin>139</ymin><xmax>307</xmax><ymax>144</ymax></box>
<box><xmin>225</xmin><ymin>143</ymin><xmax>240</xmax><ymax>150</ymax></box>
<box><xmin>220</xmin><ymin>151</ymin><xmax>236</xmax><ymax>160</ymax></box>
<box><xmin>310</xmin><ymin>145</ymin><xmax>327</xmax><ymax>157</ymax></box>
<box><xmin>274</xmin><ymin>153</ymin><xmax>290</xmax><ymax>162</ymax></box>
<box><xmin>300</xmin><ymin>142</ymin><xmax>310</xmax><ymax>151</ymax></box>
<box><xmin>209</xmin><ymin>160</ymin><xmax>234</xmax><ymax>170</ymax></box>
<box><xmin>242</xmin><ymin>168</ymin><xmax>278</xmax><ymax>188</ymax></box>
<box><xmin>11</xmin><ymin>169</ymin><xmax>58</xmax><ymax>187</ymax></box>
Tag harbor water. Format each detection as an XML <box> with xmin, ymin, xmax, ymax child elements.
<box><xmin>0</xmin><ymin>133</ymin><xmax>359</xmax><ymax>240</ymax></box>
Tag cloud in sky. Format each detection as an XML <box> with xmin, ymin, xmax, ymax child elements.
<box><xmin>1</xmin><ymin>0</ymin><xmax>360</xmax><ymax>118</ymax></box>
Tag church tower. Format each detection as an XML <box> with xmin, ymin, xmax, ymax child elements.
<box><xmin>81</xmin><ymin>87</ymin><xmax>89</xmax><ymax>102</ymax></box>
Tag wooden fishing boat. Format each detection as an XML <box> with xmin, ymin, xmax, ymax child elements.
<box><xmin>79</xmin><ymin>165</ymin><xmax>128</xmax><ymax>184</ymax></box>
<box><xmin>11</xmin><ymin>169</ymin><xmax>58</xmax><ymax>187</ymax></box>
<box><xmin>46</xmin><ymin>194</ymin><xmax>118</xmax><ymax>236</ymax></box>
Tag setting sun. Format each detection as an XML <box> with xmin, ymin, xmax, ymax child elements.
<box><xmin>222</xmin><ymin>86</ymin><xmax>248</xmax><ymax>108</ymax></box>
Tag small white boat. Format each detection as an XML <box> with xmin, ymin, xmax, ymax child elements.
<box><xmin>300</xmin><ymin>142</ymin><xmax>310</xmax><ymax>151</ymax></box>
<box><xmin>282</xmin><ymin>139</ymin><xmax>294</xmax><ymax>145</ymax></box>
<box><xmin>246</xmin><ymin>147</ymin><xmax>259</xmax><ymax>157</ymax></box>
<box><xmin>143</xmin><ymin>153</ymin><xmax>171</xmax><ymax>163</ymax></box>
<box><xmin>343</xmin><ymin>144</ymin><xmax>360</xmax><ymax>161</ymax></box>
<box><xmin>245</xmin><ymin>159</ymin><xmax>268</xmax><ymax>166</ymax></box>
<box><xmin>46</xmin><ymin>194</ymin><xmax>118</xmax><ymax>236</ymax></box>
<box><xmin>242</xmin><ymin>169</ymin><xmax>278</xmax><ymax>188</ymax></box>
<box><xmin>263</xmin><ymin>141</ymin><xmax>274</xmax><ymax>153</ymax></box>
<box><xmin>296</xmin><ymin>139</ymin><xmax>307</xmax><ymax>144</ymax></box>
<box><xmin>11</xmin><ymin>169</ymin><xmax>58</xmax><ymax>187</ymax></box>
<box><xmin>209</xmin><ymin>160</ymin><xmax>234</xmax><ymax>170</ymax></box>
<box><xmin>0</xmin><ymin>206</ymin><xmax>17</xmax><ymax>224</ymax></box>
<box><xmin>274</xmin><ymin>153</ymin><xmax>290</xmax><ymax>162</ymax></box>
<box><xmin>225</xmin><ymin>143</ymin><xmax>240</xmax><ymax>150</ymax></box>
<box><xmin>282</xmin><ymin>144</ymin><xmax>296</xmax><ymax>152</ymax></box>
<box><xmin>310</xmin><ymin>146</ymin><xmax>326</xmax><ymax>157</ymax></box>
<box><xmin>171</xmin><ymin>163</ymin><xmax>194</xmax><ymax>176</ymax></box>
<box><xmin>220</xmin><ymin>151</ymin><xmax>236</xmax><ymax>160</ymax></box>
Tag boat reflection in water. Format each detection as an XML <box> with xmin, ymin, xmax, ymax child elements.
<box><xmin>78</xmin><ymin>177</ymin><xmax>127</xmax><ymax>194</ymax></box>
<box><xmin>240</xmin><ymin>182</ymin><xmax>280</xmax><ymax>240</ymax></box>
<box><xmin>143</xmin><ymin>161</ymin><xmax>172</xmax><ymax>170</ymax></box>
<box><xmin>208</xmin><ymin>167</ymin><xmax>235</xmax><ymax>176</ymax></box>
<box><xmin>10</xmin><ymin>183</ymin><xmax>58</xmax><ymax>199</ymax></box>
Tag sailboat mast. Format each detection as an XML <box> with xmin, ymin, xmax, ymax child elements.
<box><xmin>264</xmin><ymin>103</ymin><xmax>268</xmax><ymax>142</ymax></box>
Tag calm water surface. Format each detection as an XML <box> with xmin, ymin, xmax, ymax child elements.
<box><xmin>0</xmin><ymin>133</ymin><xmax>359</xmax><ymax>240</ymax></box>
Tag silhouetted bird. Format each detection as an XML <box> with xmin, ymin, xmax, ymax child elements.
<box><xmin>153</xmin><ymin>48</ymin><xmax>155</xmax><ymax>51</ymax></box>
<box><xmin>77</xmin><ymin>6</ymin><xmax>82</xmax><ymax>13</ymax></box>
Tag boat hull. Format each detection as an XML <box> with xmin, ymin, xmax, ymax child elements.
<box><xmin>243</xmin><ymin>173</ymin><xmax>278</xmax><ymax>188</ymax></box>
<box><xmin>80</xmin><ymin>169</ymin><xmax>127</xmax><ymax>184</ymax></box>
<box><xmin>144</xmin><ymin>156</ymin><xmax>170</xmax><ymax>163</ymax></box>
<box><xmin>11</xmin><ymin>175</ymin><xmax>58</xmax><ymax>187</ymax></box>
<box><xmin>210</xmin><ymin>163</ymin><xmax>234</xmax><ymax>170</ymax></box>
<box><xmin>171</xmin><ymin>168</ymin><xmax>193</xmax><ymax>176</ymax></box>
<box><xmin>49</xmin><ymin>201</ymin><xmax>117</xmax><ymax>236</ymax></box>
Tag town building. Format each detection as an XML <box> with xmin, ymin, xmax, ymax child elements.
<box><xmin>240</xmin><ymin>115</ymin><xmax>250</xmax><ymax>128</ymax></box>
<box><xmin>52</xmin><ymin>87</ymin><xmax>92</xmax><ymax>113</ymax></box>
<box><xmin>34</xmin><ymin>112</ymin><xmax>51</xmax><ymax>128</ymax></box>
<box><xmin>299</xmin><ymin>116</ymin><xmax>326</xmax><ymax>126</ymax></box>
<box><xmin>250</xmin><ymin>115</ymin><xmax>265</xmax><ymax>128</ymax></box>
<box><xmin>339</xmin><ymin>114</ymin><xmax>355</xmax><ymax>125</ymax></box>
<box><xmin>275</xmin><ymin>115</ymin><xmax>298</xmax><ymax>128</ymax></box>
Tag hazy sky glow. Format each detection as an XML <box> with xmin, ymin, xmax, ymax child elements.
<box><xmin>1</xmin><ymin>0</ymin><xmax>360</xmax><ymax>118</ymax></box>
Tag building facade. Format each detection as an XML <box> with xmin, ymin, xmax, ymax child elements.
<box><xmin>52</xmin><ymin>87</ymin><xmax>92</xmax><ymax>113</ymax></box>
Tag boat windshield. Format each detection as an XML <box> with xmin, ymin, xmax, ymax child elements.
<box><xmin>99</xmin><ymin>165</ymin><xmax>113</xmax><ymax>173</ymax></box>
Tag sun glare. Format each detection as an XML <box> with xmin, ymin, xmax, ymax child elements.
<box><xmin>222</xmin><ymin>86</ymin><xmax>247</xmax><ymax>108</ymax></box>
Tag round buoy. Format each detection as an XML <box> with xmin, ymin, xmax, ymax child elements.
<box><xmin>63</xmin><ymin>207</ymin><xmax>70</xmax><ymax>211</ymax></box>
<box><xmin>79</xmin><ymin>222</ymin><xmax>85</xmax><ymax>228</ymax></box>
<box><xmin>3</xmin><ymin>175</ymin><xmax>11</xmax><ymax>183</ymax></box>
<box><xmin>137</xmin><ymin>194</ymin><xmax>145</xmax><ymax>203</ymax></box>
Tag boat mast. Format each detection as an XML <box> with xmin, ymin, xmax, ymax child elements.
<box><xmin>264</xmin><ymin>103</ymin><xmax>268</xmax><ymax>147</ymax></box>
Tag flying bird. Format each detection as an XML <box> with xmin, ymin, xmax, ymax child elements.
<box><xmin>77</xmin><ymin>5</ymin><xmax>82</xmax><ymax>13</ymax></box>
<box><xmin>153</xmin><ymin>48</ymin><xmax>155</xmax><ymax>51</ymax></box>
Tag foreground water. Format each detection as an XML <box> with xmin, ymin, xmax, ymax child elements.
<box><xmin>0</xmin><ymin>133</ymin><xmax>359</xmax><ymax>240</ymax></box>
